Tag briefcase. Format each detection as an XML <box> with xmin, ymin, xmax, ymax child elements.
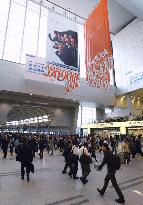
<box><xmin>30</xmin><ymin>163</ymin><xmax>34</xmax><ymax>173</ymax></box>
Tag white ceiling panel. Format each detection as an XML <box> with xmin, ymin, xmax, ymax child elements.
<box><xmin>41</xmin><ymin>0</ymin><xmax>135</xmax><ymax>34</ymax></box>
<box><xmin>115</xmin><ymin>0</ymin><xmax>143</xmax><ymax>20</ymax></box>
<box><xmin>108</xmin><ymin>0</ymin><xmax>135</xmax><ymax>34</ymax></box>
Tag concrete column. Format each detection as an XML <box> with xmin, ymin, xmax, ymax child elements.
<box><xmin>120</xmin><ymin>126</ymin><xmax>126</xmax><ymax>135</ymax></box>
<box><xmin>87</xmin><ymin>127</ymin><xmax>91</xmax><ymax>134</ymax></box>
<box><xmin>70</xmin><ymin>105</ymin><xmax>79</xmax><ymax>134</ymax></box>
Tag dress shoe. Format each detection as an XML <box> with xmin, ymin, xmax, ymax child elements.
<box><xmin>80</xmin><ymin>177</ymin><xmax>88</xmax><ymax>184</ymax></box>
<box><xmin>68</xmin><ymin>173</ymin><xmax>72</xmax><ymax>177</ymax></box>
<box><xmin>80</xmin><ymin>177</ymin><xmax>84</xmax><ymax>182</ymax></box>
<box><xmin>73</xmin><ymin>176</ymin><xmax>79</xmax><ymax>179</ymax></box>
<box><xmin>21</xmin><ymin>176</ymin><xmax>24</xmax><ymax>180</ymax></box>
<box><xmin>83</xmin><ymin>179</ymin><xmax>88</xmax><ymax>184</ymax></box>
<box><xmin>27</xmin><ymin>175</ymin><xmax>30</xmax><ymax>182</ymax></box>
<box><xmin>62</xmin><ymin>171</ymin><xmax>67</xmax><ymax>174</ymax></box>
<box><xmin>115</xmin><ymin>199</ymin><xmax>125</xmax><ymax>204</ymax></box>
<box><xmin>97</xmin><ymin>188</ymin><xmax>104</xmax><ymax>196</ymax></box>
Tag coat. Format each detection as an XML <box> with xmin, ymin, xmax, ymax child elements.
<box><xmin>17</xmin><ymin>143</ymin><xmax>33</xmax><ymax>164</ymax></box>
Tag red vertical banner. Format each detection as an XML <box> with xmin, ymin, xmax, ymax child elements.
<box><xmin>85</xmin><ymin>0</ymin><xmax>113</xmax><ymax>89</ymax></box>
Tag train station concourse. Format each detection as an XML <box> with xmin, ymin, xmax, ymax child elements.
<box><xmin>0</xmin><ymin>0</ymin><xmax>143</xmax><ymax>205</ymax></box>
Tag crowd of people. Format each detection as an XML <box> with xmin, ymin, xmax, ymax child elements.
<box><xmin>94</xmin><ymin>114</ymin><xmax>143</xmax><ymax>123</ymax></box>
<box><xmin>0</xmin><ymin>133</ymin><xmax>143</xmax><ymax>204</ymax></box>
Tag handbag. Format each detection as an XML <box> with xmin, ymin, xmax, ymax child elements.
<box><xmin>79</xmin><ymin>149</ymin><xmax>92</xmax><ymax>164</ymax></box>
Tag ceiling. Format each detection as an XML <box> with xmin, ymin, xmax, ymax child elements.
<box><xmin>39</xmin><ymin>0</ymin><xmax>136</xmax><ymax>34</ymax></box>
<box><xmin>0</xmin><ymin>91</ymin><xmax>79</xmax><ymax>108</ymax></box>
<box><xmin>129</xmin><ymin>88</ymin><xmax>143</xmax><ymax>102</ymax></box>
<box><xmin>115</xmin><ymin>0</ymin><xmax>143</xmax><ymax>20</ymax></box>
<box><xmin>0</xmin><ymin>91</ymin><xmax>79</xmax><ymax>123</ymax></box>
<box><xmin>118</xmin><ymin>88</ymin><xmax>143</xmax><ymax>102</ymax></box>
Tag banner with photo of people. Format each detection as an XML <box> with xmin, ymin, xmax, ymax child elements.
<box><xmin>84</xmin><ymin>0</ymin><xmax>113</xmax><ymax>89</ymax></box>
<box><xmin>46</xmin><ymin>12</ymin><xmax>80</xmax><ymax>93</ymax></box>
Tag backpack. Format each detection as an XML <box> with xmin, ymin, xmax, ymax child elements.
<box><xmin>113</xmin><ymin>154</ymin><xmax>121</xmax><ymax>170</ymax></box>
<box><xmin>79</xmin><ymin>148</ymin><xmax>92</xmax><ymax>165</ymax></box>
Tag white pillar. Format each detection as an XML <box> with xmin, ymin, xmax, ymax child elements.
<box><xmin>127</xmin><ymin>94</ymin><xmax>132</xmax><ymax>115</ymax></box>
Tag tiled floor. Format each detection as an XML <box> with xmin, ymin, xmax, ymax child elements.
<box><xmin>0</xmin><ymin>150</ymin><xmax>143</xmax><ymax>205</ymax></box>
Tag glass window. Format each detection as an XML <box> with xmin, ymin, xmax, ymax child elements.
<box><xmin>0</xmin><ymin>0</ymin><xmax>10</xmax><ymax>58</ymax></box>
<box><xmin>105</xmin><ymin>108</ymin><xmax>112</xmax><ymax>114</ymax></box>
<box><xmin>3</xmin><ymin>1</ymin><xmax>26</xmax><ymax>62</ymax></box>
<box><xmin>33</xmin><ymin>117</ymin><xmax>38</xmax><ymax>123</ymax></box>
<box><xmin>37</xmin><ymin>7</ymin><xmax>48</xmax><ymax>58</ymax></box>
<box><xmin>38</xmin><ymin>116</ymin><xmax>42</xmax><ymax>120</ymax></box>
<box><xmin>43</xmin><ymin>119</ymin><xmax>48</xmax><ymax>122</ymax></box>
<box><xmin>21</xmin><ymin>1</ymin><xmax>40</xmax><ymax>64</ymax></box>
<box><xmin>43</xmin><ymin>115</ymin><xmax>48</xmax><ymax>118</ymax></box>
<box><xmin>12</xmin><ymin>0</ymin><xmax>27</xmax><ymax>6</ymax></box>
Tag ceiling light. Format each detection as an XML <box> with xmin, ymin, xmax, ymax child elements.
<box><xmin>138</xmin><ymin>98</ymin><xmax>140</xmax><ymax>99</ymax></box>
<box><xmin>30</xmin><ymin>94</ymin><xmax>32</xmax><ymax>95</ymax></box>
<box><xmin>134</xmin><ymin>97</ymin><xmax>135</xmax><ymax>99</ymax></box>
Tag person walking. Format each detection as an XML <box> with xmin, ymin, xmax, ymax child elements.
<box><xmin>16</xmin><ymin>138</ymin><xmax>33</xmax><ymax>182</ymax></box>
<box><xmin>48</xmin><ymin>136</ymin><xmax>54</xmax><ymax>156</ymax></box>
<box><xmin>122</xmin><ymin>139</ymin><xmax>130</xmax><ymax>164</ymax></box>
<box><xmin>135</xmin><ymin>136</ymin><xmax>143</xmax><ymax>156</ymax></box>
<box><xmin>9</xmin><ymin>138</ymin><xmax>14</xmax><ymax>156</ymax></box>
<box><xmin>97</xmin><ymin>143</ymin><xmax>125</xmax><ymax>204</ymax></box>
<box><xmin>79</xmin><ymin>143</ymin><xmax>92</xmax><ymax>184</ymax></box>
<box><xmin>62</xmin><ymin>142</ymin><xmax>73</xmax><ymax>174</ymax></box>
<box><xmin>1</xmin><ymin>136</ymin><xmax>9</xmax><ymax>158</ymax></box>
<box><xmin>39</xmin><ymin>137</ymin><xmax>45</xmax><ymax>159</ymax></box>
<box><xmin>68</xmin><ymin>142</ymin><xmax>79</xmax><ymax>179</ymax></box>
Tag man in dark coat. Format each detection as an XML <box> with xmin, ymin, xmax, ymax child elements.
<box><xmin>97</xmin><ymin>143</ymin><xmax>125</xmax><ymax>204</ymax></box>
<box><xmin>39</xmin><ymin>137</ymin><xmax>45</xmax><ymax>159</ymax></box>
<box><xmin>135</xmin><ymin>136</ymin><xmax>143</xmax><ymax>156</ymax></box>
<box><xmin>17</xmin><ymin>138</ymin><xmax>33</xmax><ymax>182</ymax></box>
<box><xmin>62</xmin><ymin>142</ymin><xmax>72</xmax><ymax>174</ymax></box>
<box><xmin>1</xmin><ymin>136</ymin><xmax>9</xmax><ymax>158</ymax></box>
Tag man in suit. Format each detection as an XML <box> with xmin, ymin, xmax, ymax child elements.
<box><xmin>97</xmin><ymin>143</ymin><xmax>125</xmax><ymax>204</ymax></box>
<box><xmin>17</xmin><ymin>138</ymin><xmax>33</xmax><ymax>182</ymax></box>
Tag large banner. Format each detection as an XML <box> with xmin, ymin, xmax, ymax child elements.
<box><xmin>85</xmin><ymin>0</ymin><xmax>113</xmax><ymax>89</ymax></box>
<box><xmin>46</xmin><ymin>12</ymin><xmax>80</xmax><ymax>93</ymax></box>
<box><xmin>126</xmin><ymin>65</ymin><xmax>143</xmax><ymax>90</ymax></box>
<box><xmin>25</xmin><ymin>54</ymin><xmax>80</xmax><ymax>93</ymax></box>
<box><xmin>25</xmin><ymin>12</ymin><xmax>80</xmax><ymax>93</ymax></box>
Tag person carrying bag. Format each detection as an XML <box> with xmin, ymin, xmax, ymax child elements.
<box><xmin>79</xmin><ymin>143</ymin><xmax>92</xmax><ymax>184</ymax></box>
